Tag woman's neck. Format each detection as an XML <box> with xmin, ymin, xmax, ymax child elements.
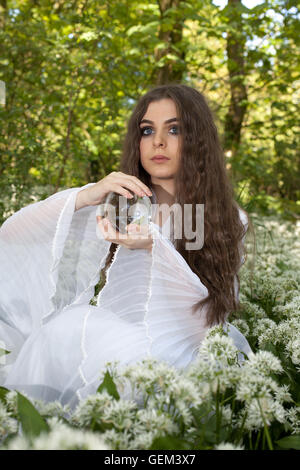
<box><xmin>150</xmin><ymin>182</ymin><xmax>175</xmax><ymax>206</ymax></box>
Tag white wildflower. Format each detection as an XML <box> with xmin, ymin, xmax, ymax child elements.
<box><xmin>5</xmin><ymin>390</ymin><xmax>18</xmax><ymax>416</ymax></box>
<box><xmin>219</xmin><ymin>404</ymin><xmax>233</xmax><ymax>425</ymax></box>
<box><xmin>285</xmin><ymin>406</ymin><xmax>300</xmax><ymax>435</ymax></box>
<box><xmin>215</xmin><ymin>442</ymin><xmax>244</xmax><ymax>450</ymax></box>
<box><xmin>273</xmin><ymin>295</ymin><xmax>300</xmax><ymax>318</ymax></box>
<box><xmin>276</xmin><ymin>319</ymin><xmax>299</xmax><ymax>344</ymax></box>
<box><xmin>198</xmin><ymin>333</ymin><xmax>239</xmax><ymax>366</ymax></box>
<box><xmin>101</xmin><ymin>399</ymin><xmax>138</xmax><ymax>431</ymax></box>
<box><xmin>71</xmin><ymin>391</ymin><xmax>114</xmax><ymax>427</ymax></box>
<box><xmin>120</xmin><ymin>359</ymin><xmax>183</xmax><ymax>409</ymax></box>
<box><xmin>6</xmin><ymin>417</ymin><xmax>109</xmax><ymax>450</ymax></box>
<box><xmin>32</xmin><ymin>399</ymin><xmax>71</xmax><ymax>419</ymax></box>
<box><xmin>186</xmin><ymin>356</ymin><xmax>238</xmax><ymax>397</ymax></box>
<box><xmin>171</xmin><ymin>399</ymin><xmax>194</xmax><ymax>426</ymax></box>
<box><xmin>286</xmin><ymin>338</ymin><xmax>300</xmax><ymax>365</ymax></box>
<box><xmin>236</xmin><ymin>369</ymin><xmax>280</xmax><ymax>403</ymax></box>
<box><xmin>123</xmin><ymin>359</ymin><xmax>179</xmax><ymax>392</ymax></box>
<box><xmin>100</xmin><ymin>428</ymin><xmax>131</xmax><ymax>450</ymax></box>
<box><xmin>187</xmin><ymin>355</ymin><xmax>217</xmax><ymax>382</ymax></box>
<box><xmin>252</xmin><ymin>318</ymin><xmax>277</xmax><ymax>340</ymax></box>
<box><xmin>240</xmin><ymin>396</ymin><xmax>286</xmax><ymax>431</ymax></box>
<box><xmin>250</xmin><ymin>274</ymin><xmax>280</xmax><ymax>300</ymax></box>
<box><xmin>274</xmin><ymin>384</ymin><xmax>293</xmax><ymax>404</ymax></box>
<box><xmin>0</xmin><ymin>402</ymin><xmax>18</xmax><ymax>440</ymax></box>
<box><xmin>134</xmin><ymin>408</ymin><xmax>178</xmax><ymax>436</ymax></box>
<box><xmin>168</xmin><ymin>377</ymin><xmax>203</xmax><ymax>406</ymax></box>
<box><xmin>247</xmin><ymin>350</ymin><xmax>283</xmax><ymax>374</ymax></box>
<box><xmin>243</xmin><ymin>302</ymin><xmax>267</xmax><ymax>321</ymax></box>
<box><xmin>4</xmin><ymin>435</ymin><xmax>30</xmax><ymax>450</ymax></box>
<box><xmin>129</xmin><ymin>431</ymin><xmax>156</xmax><ymax>450</ymax></box>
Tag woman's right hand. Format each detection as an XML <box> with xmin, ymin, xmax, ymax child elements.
<box><xmin>75</xmin><ymin>171</ymin><xmax>153</xmax><ymax>211</ymax></box>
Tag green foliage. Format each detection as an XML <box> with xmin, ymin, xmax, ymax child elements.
<box><xmin>97</xmin><ymin>370</ymin><xmax>120</xmax><ymax>401</ymax></box>
<box><xmin>0</xmin><ymin>348</ymin><xmax>10</xmax><ymax>358</ymax></box>
<box><xmin>0</xmin><ymin>386</ymin><xmax>10</xmax><ymax>404</ymax></box>
<box><xmin>276</xmin><ymin>435</ymin><xmax>300</xmax><ymax>450</ymax></box>
<box><xmin>16</xmin><ymin>392</ymin><xmax>50</xmax><ymax>439</ymax></box>
<box><xmin>0</xmin><ymin>0</ymin><xmax>299</xmax><ymax>225</ymax></box>
<box><xmin>150</xmin><ymin>434</ymin><xmax>191</xmax><ymax>450</ymax></box>
<box><xmin>1</xmin><ymin>211</ymin><xmax>299</xmax><ymax>451</ymax></box>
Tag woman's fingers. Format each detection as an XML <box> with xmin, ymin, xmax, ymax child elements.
<box><xmin>97</xmin><ymin>216</ymin><xmax>118</xmax><ymax>240</ymax></box>
<box><xmin>97</xmin><ymin>216</ymin><xmax>150</xmax><ymax>245</ymax></box>
<box><xmin>115</xmin><ymin>173</ymin><xmax>152</xmax><ymax>197</ymax></box>
<box><xmin>97</xmin><ymin>216</ymin><xmax>133</xmax><ymax>242</ymax></box>
<box><xmin>110</xmin><ymin>184</ymin><xmax>134</xmax><ymax>199</ymax></box>
<box><xmin>75</xmin><ymin>172</ymin><xmax>153</xmax><ymax>210</ymax></box>
<box><xmin>125</xmin><ymin>223</ymin><xmax>151</xmax><ymax>239</ymax></box>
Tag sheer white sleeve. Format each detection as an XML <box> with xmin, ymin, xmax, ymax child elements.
<box><xmin>0</xmin><ymin>183</ymin><xmax>111</xmax><ymax>358</ymax></box>
<box><xmin>0</xmin><ymin>195</ymin><xmax>252</xmax><ymax>403</ymax></box>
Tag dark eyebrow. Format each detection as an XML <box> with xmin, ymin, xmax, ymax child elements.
<box><xmin>139</xmin><ymin>117</ymin><xmax>179</xmax><ymax>125</ymax></box>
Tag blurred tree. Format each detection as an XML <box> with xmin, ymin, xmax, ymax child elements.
<box><xmin>0</xmin><ymin>0</ymin><xmax>299</xmax><ymax>224</ymax></box>
<box><xmin>223</xmin><ymin>0</ymin><xmax>248</xmax><ymax>159</ymax></box>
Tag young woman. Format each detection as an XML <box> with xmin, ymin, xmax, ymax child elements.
<box><xmin>0</xmin><ymin>84</ymin><xmax>252</xmax><ymax>409</ymax></box>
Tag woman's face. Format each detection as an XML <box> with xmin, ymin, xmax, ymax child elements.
<box><xmin>139</xmin><ymin>98</ymin><xmax>182</xmax><ymax>183</ymax></box>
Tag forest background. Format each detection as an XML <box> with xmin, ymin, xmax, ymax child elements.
<box><xmin>0</xmin><ymin>0</ymin><xmax>299</xmax><ymax>226</ymax></box>
<box><xmin>0</xmin><ymin>0</ymin><xmax>300</xmax><ymax>451</ymax></box>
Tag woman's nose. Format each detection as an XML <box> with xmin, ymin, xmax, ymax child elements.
<box><xmin>153</xmin><ymin>131</ymin><xmax>165</xmax><ymax>147</ymax></box>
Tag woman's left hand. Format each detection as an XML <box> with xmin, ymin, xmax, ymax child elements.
<box><xmin>96</xmin><ymin>216</ymin><xmax>153</xmax><ymax>251</ymax></box>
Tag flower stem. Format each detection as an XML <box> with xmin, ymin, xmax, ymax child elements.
<box><xmin>216</xmin><ymin>380</ymin><xmax>221</xmax><ymax>444</ymax></box>
<box><xmin>257</xmin><ymin>398</ymin><xmax>273</xmax><ymax>450</ymax></box>
<box><xmin>254</xmin><ymin>429</ymin><xmax>261</xmax><ymax>450</ymax></box>
<box><xmin>248</xmin><ymin>432</ymin><xmax>253</xmax><ymax>450</ymax></box>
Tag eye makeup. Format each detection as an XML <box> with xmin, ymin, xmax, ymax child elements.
<box><xmin>140</xmin><ymin>125</ymin><xmax>180</xmax><ymax>136</ymax></box>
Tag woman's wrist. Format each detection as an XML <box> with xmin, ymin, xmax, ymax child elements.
<box><xmin>75</xmin><ymin>189</ymin><xmax>88</xmax><ymax>211</ymax></box>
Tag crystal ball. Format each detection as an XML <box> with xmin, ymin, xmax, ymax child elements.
<box><xmin>96</xmin><ymin>190</ymin><xmax>154</xmax><ymax>234</ymax></box>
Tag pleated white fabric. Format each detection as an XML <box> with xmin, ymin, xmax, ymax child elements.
<box><xmin>0</xmin><ymin>183</ymin><xmax>252</xmax><ymax>409</ymax></box>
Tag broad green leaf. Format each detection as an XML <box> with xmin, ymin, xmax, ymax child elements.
<box><xmin>0</xmin><ymin>386</ymin><xmax>10</xmax><ymax>404</ymax></box>
<box><xmin>17</xmin><ymin>392</ymin><xmax>50</xmax><ymax>438</ymax></box>
<box><xmin>150</xmin><ymin>434</ymin><xmax>190</xmax><ymax>450</ymax></box>
<box><xmin>275</xmin><ymin>435</ymin><xmax>300</xmax><ymax>450</ymax></box>
<box><xmin>97</xmin><ymin>370</ymin><xmax>120</xmax><ymax>400</ymax></box>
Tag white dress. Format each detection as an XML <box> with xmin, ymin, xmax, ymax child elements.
<box><xmin>0</xmin><ymin>183</ymin><xmax>251</xmax><ymax>409</ymax></box>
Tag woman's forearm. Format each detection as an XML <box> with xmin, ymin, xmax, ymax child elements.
<box><xmin>75</xmin><ymin>189</ymin><xmax>88</xmax><ymax>211</ymax></box>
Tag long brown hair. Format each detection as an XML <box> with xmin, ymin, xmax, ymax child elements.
<box><xmin>100</xmin><ymin>83</ymin><xmax>255</xmax><ymax>328</ymax></box>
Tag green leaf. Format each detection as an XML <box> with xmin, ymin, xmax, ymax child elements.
<box><xmin>96</xmin><ymin>370</ymin><xmax>120</xmax><ymax>400</ymax></box>
<box><xmin>126</xmin><ymin>25</ymin><xmax>143</xmax><ymax>37</ymax></box>
<box><xmin>275</xmin><ymin>435</ymin><xmax>300</xmax><ymax>450</ymax></box>
<box><xmin>17</xmin><ymin>392</ymin><xmax>50</xmax><ymax>438</ymax></box>
<box><xmin>0</xmin><ymin>386</ymin><xmax>10</xmax><ymax>404</ymax></box>
<box><xmin>150</xmin><ymin>434</ymin><xmax>190</xmax><ymax>450</ymax></box>
<box><xmin>0</xmin><ymin>347</ymin><xmax>10</xmax><ymax>357</ymax></box>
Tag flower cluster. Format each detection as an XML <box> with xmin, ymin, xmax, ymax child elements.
<box><xmin>0</xmin><ymin>215</ymin><xmax>299</xmax><ymax>450</ymax></box>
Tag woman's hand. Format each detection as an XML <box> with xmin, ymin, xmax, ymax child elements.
<box><xmin>96</xmin><ymin>215</ymin><xmax>153</xmax><ymax>252</ymax></box>
<box><xmin>75</xmin><ymin>171</ymin><xmax>152</xmax><ymax>211</ymax></box>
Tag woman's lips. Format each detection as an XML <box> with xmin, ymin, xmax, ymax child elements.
<box><xmin>151</xmin><ymin>157</ymin><xmax>169</xmax><ymax>163</ymax></box>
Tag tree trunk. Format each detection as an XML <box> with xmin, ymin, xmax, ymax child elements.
<box><xmin>224</xmin><ymin>0</ymin><xmax>248</xmax><ymax>160</ymax></box>
<box><xmin>153</xmin><ymin>0</ymin><xmax>186</xmax><ymax>85</ymax></box>
<box><xmin>0</xmin><ymin>0</ymin><xmax>7</xmax><ymax>29</ymax></box>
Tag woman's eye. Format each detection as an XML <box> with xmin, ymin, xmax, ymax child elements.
<box><xmin>140</xmin><ymin>127</ymin><xmax>152</xmax><ymax>136</ymax></box>
<box><xmin>140</xmin><ymin>126</ymin><xmax>179</xmax><ymax>136</ymax></box>
<box><xmin>169</xmin><ymin>126</ymin><xmax>179</xmax><ymax>135</ymax></box>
